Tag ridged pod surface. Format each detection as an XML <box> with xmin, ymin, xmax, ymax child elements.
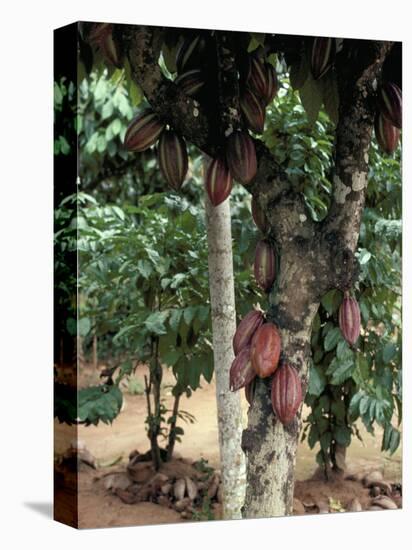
<box><xmin>374</xmin><ymin>113</ymin><xmax>400</xmax><ymax>155</ymax></box>
<box><xmin>175</xmin><ymin>69</ymin><xmax>205</xmax><ymax>97</ymax></box>
<box><xmin>378</xmin><ymin>82</ymin><xmax>402</xmax><ymax>129</ymax></box>
<box><xmin>338</xmin><ymin>292</ymin><xmax>361</xmax><ymax>346</ymax></box>
<box><xmin>158</xmin><ymin>129</ymin><xmax>188</xmax><ymax>190</ymax></box>
<box><xmin>176</xmin><ymin>35</ymin><xmax>205</xmax><ymax>73</ymax></box>
<box><xmin>124</xmin><ymin>110</ymin><xmax>165</xmax><ymax>152</ymax></box>
<box><xmin>205</xmin><ymin>157</ymin><xmax>233</xmax><ymax>206</ymax></box>
<box><xmin>311</xmin><ymin>37</ymin><xmax>335</xmax><ymax>80</ymax></box>
<box><xmin>247</xmin><ymin>56</ymin><xmax>267</xmax><ymax>99</ymax></box>
<box><xmin>254</xmin><ymin>240</ymin><xmax>276</xmax><ymax>292</ymax></box>
<box><xmin>226</xmin><ymin>130</ymin><xmax>257</xmax><ymax>184</ymax></box>
<box><xmin>251</xmin><ymin>196</ymin><xmax>268</xmax><ymax>233</ymax></box>
<box><xmin>250</xmin><ymin>323</ymin><xmax>281</xmax><ymax>378</ymax></box>
<box><xmin>264</xmin><ymin>63</ymin><xmax>278</xmax><ymax>104</ymax></box>
<box><xmin>233</xmin><ymin>309</ymin><xmax>265</xmax><ymax>355</ymax></box>
<box><xmin>240</xmin><ymin>88</ymin><xmax>265</xmax><ymax>134</ymax></box>
<box><xmin>271</xmin><ymin>363</ymin><xmax>302</xmax><ymax>425</ymax></box>
<box><xmin>100</xmin><ymin>31</ymin><xmax>122</xmax><ymax>68</ymax></box>
<box><xmin>229</xmin><ymin>346</ymin><xmax>256</xmax><ymax>392</ymax></box>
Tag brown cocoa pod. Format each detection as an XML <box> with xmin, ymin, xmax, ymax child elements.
<box><xmin>205</xmin><ymin>157</ymin><xmax>233</xmax><ymax>206</ymax></box>
<box><xmin>158</xmin><ymin>129</ymin><xmax>188</xmax><ymax>190</ymax></box>
<box><xmin>271</xmin><ymin>363</ymin><xmax>302</xmax><ymax>425</ymax></box>
<box><xmin>251</xmin><ymin>196</ymin><xmax>268</xmax><ymax>233</ymax></box>
<box><xmin>254</xmin><ymin>240</ymin><xmax>276</xmax><ymax>292</ymax></box>
<box><xmin>88</xmin><ymin>23</ymin><xmax>112</xmax><ymax>46</ymax></box>
<box><xmin>245</xmin><ymin>378</ymin><xmax>256</xmax><ymax>406</ymax></box>
<box><xmin>338</xmin><ymin>291</ymin><xmax>361</xmax><ymax>346</ymax></box>
<box><xmin>100</xmin><ymin>30</ymin><xmax>122</xmax><ymax>68</ymax></box>
<box><xmin>264</xmin><ymin>63</ymin><xmax>278</xmax><ymax>104</ymax></box>
<box><xmin>233</xmin><ymin>308</ymin><xmax>265</xmax><ymax>355</ymax></box>
<box><xmin>378</xmin><ymin>82</ymin><xmax>402</xmax><ymax>129</ymax></box>
<box><xmin>229</xmin><ymin>346</ymin><xmax>256</xmax><ymax>392</ymax></box>
<box><xmin>374</xmin><ymin>113</ymin><xmax>400</xmax><ymax>154</ymax></box>
<box><xmin>124</xmin><ymin>109</ymin><xmax>165</xmax><ymax>152</ymax></box>
<box><xmin>176</xmin><ymin>35</ymin><xmax>206</xmax><ymax>73</ymax></box>
<box><xmin>226</xmin><ymin>130</ymin><xmax>257</xmax><ymax>184</ymax></box>
<box><xmin>175</xmin><ymin>69</ymin><xmax>205</xmax><ymax>97</ymax></box>
<box><xmin>240</xmin><ymin>88</ymin><xmax>265</xmax><ymax>134</ymax></box>
<box><xmin>250</xmin><ymin>323</ymin><xmax>281</xmax><ymax>378</ymax></box>
<box><xmin>247</xmin><ymin>55</ymin><xmax>267</xmax><ymax>99</ymax></box>
<box><xmin>311</xmin><ymin>37</ymin><xmax>336</xmax><ymax>80</ymax></box>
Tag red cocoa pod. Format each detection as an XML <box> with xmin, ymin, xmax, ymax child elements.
<box><xmin>100</xmin><ymin>30</ymin><xmax>122</xmax><ymax>68</ymax></box>
<box><xmin>264</xmin><ymin>63</ymin><xmax>279</xmax><ymax>104</ymax></box>
<box><xmin>245</xmin><ymin>378</ymin><xmax>256</xmax><ymax>406</ymax></box>
<box><xmin>251</xmin><ymin>196</ymin><xmax>268</xmax><ymax>233</ymax></box>
<box><xmin>247</xmin><ymin>55</ymin><xmax>267</xmax><ymax>99</ymax></box>
<box><xmin>250</xmin><ymin>323</ymin><xmax>281</xmax><ymax>378</ymax></box>
<box><xmin>374</xmin><ymin>113</ymin><xmax>400</xmax><ymax>155</ymax></box>
<box><xmin>175</xmin><ymin>69</ymin><xmax>205</xmax><ymax>97</ymax></box>
<box><xmin>240</xmin><ymin>88</ymin><xmax>265</xmax><ymax>134</ymax></box>
<box><xmin>233</xmin><ymin>308</ymin><xmax>265</xmax><ymax>355</ymax></box>
<box><xmin>226</xmin><ymin>130</ymin><xmax>257</xmax><ymax>184</ymax></box>
<box><xmin>158</xmin><ymin>129</ymin><xmax>188</xmax><ymax>190</ymax></box>
<box><xmin>378</xmin><ymin>82</ymin><xmax>402</xmax><ymax>129</ymax></box>
<box><xmin>124</xmin><ymin>110</ymin><xmax>165</xmax><ymax>152</ymax></box>
<box><xmin>271</xmin><ymin>363</ymin><xmax>302</xmax><ymax>425</ymax></box>
<box><xmin>338</xmin><ymin>291</ymin><xmax>361</xmax><ymax>346</ymax></box>
<box><xmin>311</xmin><ymin>37</ymin><xmax>336</xmax><ymax>80</ymax></box>
<box><xmin>229</xmin><ymin>346</ymin><xmax>256</xmax><ymax>392</ymax></box>
<box><xmin>205</xmin><ymin>157</ymin><xmax>233</xmax><ymax>206</ymax></box>
<box><xmin>88</xmin><ymin>23</ymin><xmax>112</xmax><ymax>46</ymax></box>
<box><xmin>254</xmin><ymin>240</ymin><xmax>276</xmax><ymax>292</ymax></box>
<box><xmin>176</xmin><ymin>35</ymin><xmax>206</xmax><ymax>73</ymax></box>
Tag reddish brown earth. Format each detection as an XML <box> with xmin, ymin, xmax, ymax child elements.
<box><xmin>54</xmin><ymin>365</ymin><xmax>402</xmax><ymax>528</ymax></box>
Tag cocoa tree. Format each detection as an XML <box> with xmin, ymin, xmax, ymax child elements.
<box><xmin>79</xmin><ymin>25</ymin><xmax>401</xmax><ymax>517</ymax></box>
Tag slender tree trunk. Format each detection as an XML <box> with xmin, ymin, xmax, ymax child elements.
<box><xmin>166</xmin><ymin>392</ymin><xmax>181</xmax><ymax>461</ymax></box>
<box><xmin>92</xmin><ymin>332</ymin><xmax>98</xmax><ymax>371</ymax></box>
<box><xmin>205</xmin><ymin>184</ymin><xmax>246</xmax><ymax>520</ymax></box>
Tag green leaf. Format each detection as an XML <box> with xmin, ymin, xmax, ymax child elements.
<box><xmin>78</xmin><ymin>385</ymin><xmax>123</xmax><ymax>426</ymax></box>
<box><xmin>289</xmin><ymin>54</ymin><xmax>309</xmax><ymax>90</ymax></box>
<box><xmin>144</xmin><ymin>311</ymin><xmax>169</xmax><ymax>336</ymax></box>
<box><xmin>333</xmin><ymin>426</ymin><xmax>351</xmax><ymax>447</ymax></box>
<box><xmin>382</xmin><ymin>342</ymin><xmax>396</xmax><ymax>364</ymax></box>
<box><xmin>78</xmin><ymin>317</ymin><xmax>91</xmax><ymax>337</ymax></box>
<box><xmin>327</xmin><ymin>358</ymin><xmax>355</xmax><ymax>385</ymax></box>
<box><xmin>320</xmin><ymin>431</ymin><xmax>332</xmax><ymax>451</ymax></box>
<box><xmin>307</xmin><ymin>365</ymin><xmax>326</xmax><ymax>396</ymax></box>
<box><xmin>299</xmin><ymin>75</ymin><xmax>323</xmax><ymax>124</ymax></box>
<box><xmin>324</xmin><ymin>327</ymin><xmax>342</xmax><ymax>352</ymax></box>
<box><xmin>321</xmin><ymin>71</ymin><xmax>339</xmax><ymax>125</ymax></box>
<box><xmin>321</xmin><ymin>289</ymin><xmax>342</xmax><ymax>315</ymax></box>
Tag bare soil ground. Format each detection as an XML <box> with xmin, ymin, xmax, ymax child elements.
<box><xmin>54</xmin><ymin>365</ymin><xmax>402</xmax><ymax>528</ymax></box>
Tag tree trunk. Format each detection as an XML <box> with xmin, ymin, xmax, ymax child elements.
<box><xmin>242</xmin><ymin>248</ymin><xmax>319</xmax><ymax>517</ymax></box>
<box><xmin>92</xmin><ymin>332</ymin><xmax>98</xmax><ymax>371</ymax></box>
<box><xmin>205</xmin><ymin>184</ymin><xmax>246</xmax><ymax>520</ymax></box>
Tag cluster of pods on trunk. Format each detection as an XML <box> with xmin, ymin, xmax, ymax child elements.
<box><xmin>229</xmin><ymin>308</ymin><xmax>303</xmax><ymax>426</ymax></box>
<box><xmin>374</xmin><ymin>81</ymin><xmax>402</xmax><ymax>154</ymax></box>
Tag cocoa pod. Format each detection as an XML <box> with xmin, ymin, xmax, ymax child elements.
<box><xmin>250</xmin><ymin>323</ymin><xmax>281</xmax><ymax>378</ymax></box>
<box><xmin>338</xmin><ymin>292</ymin><xmax>361</xmax><ymax>346</ymax></box>
<box><xmin>247</xmin><ymin>55</ymin><xmax>267</xmax><ymax>99</ymax></box>
<box><xmin>374</xmin><ymin>113</ymin><xmax>400</xmax><ymax>154</ymax></box>
<box><xmin>124</xmin><ymin>109</ymin><xmax>165</xmax><ymax>152</ymax></box>
<box><xmin>226</xmin><ymin>130</ymin><xmax>257</xmax><ymax>184</ymax></box>
<box><xmin>271</xmin><ymin>363</ymin><xmax>302</xmax><ymax>425</ymax></box>
<box><xmin>205</xmin><ymin>157</ymin><xmax>233</xmax><ymax>206</ymax></box>
<box><xmin>100</xmin><ymin>30</ymin><xmax>122</xmax><ymax>68</ymax></box>
<box><xmin>378</xmin><ymin>82</ymin><xmax>402</xmax><ymax>129</ymax></box>
<box><xmin>251</xmin><ymin>196</ymin><xmax>268</xmax><ymax>233</ymax></box>
<box><xmin>88</xmin><ymin>23</ymin><xmax>112</xmax><ymax>45</ymax></box>
<box><xmin>158</xmin><ymin>129</ymin><xmax>188</xmax><ymax>190</ymax></box>
<box><xmin>240</xmin><ymin>88</ymin><xmax>265</xmax><ymax>134</ymax></box>
<box><xmin>176</xmin><ymin>35</ymin><xmax>206</xmax><ymax>73</ymax></box>
<box><xmin>175</xmin><ymin>69</ymin><xmax>205</xmax><ymax>97</ymax></box>
<box><xmin>229</xmin><ymin>346</ymin><xmax>256</xmax><ymax>392</ymax></box>
<box><xmin>245</xmin><ymin>378</ymin><xmax>256</xmax><ymax>406</ymax></box>
<box><xmin>254</xmin><ymin>240</ymin><xmax>276</xmax><ymax>292</ymax></box>
<box><xmin>311</xmin><ymin>37</ymin><xmax>335</xmax><ymax>80</ymax></box>
<box><xmin>264</xmin><ymin>63</ymin><xmax>278</xmax><ymax>104</ymax></box>
<box><xmin>233</xmin><ymin>308</ymin><xmax>265</xmax><ymax>355</ymax></box>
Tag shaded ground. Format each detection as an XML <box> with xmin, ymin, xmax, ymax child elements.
<box><xmin>54</xmin><ymin>365</ymin><xmax>402</xmax><ymax>528</ymax></box>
